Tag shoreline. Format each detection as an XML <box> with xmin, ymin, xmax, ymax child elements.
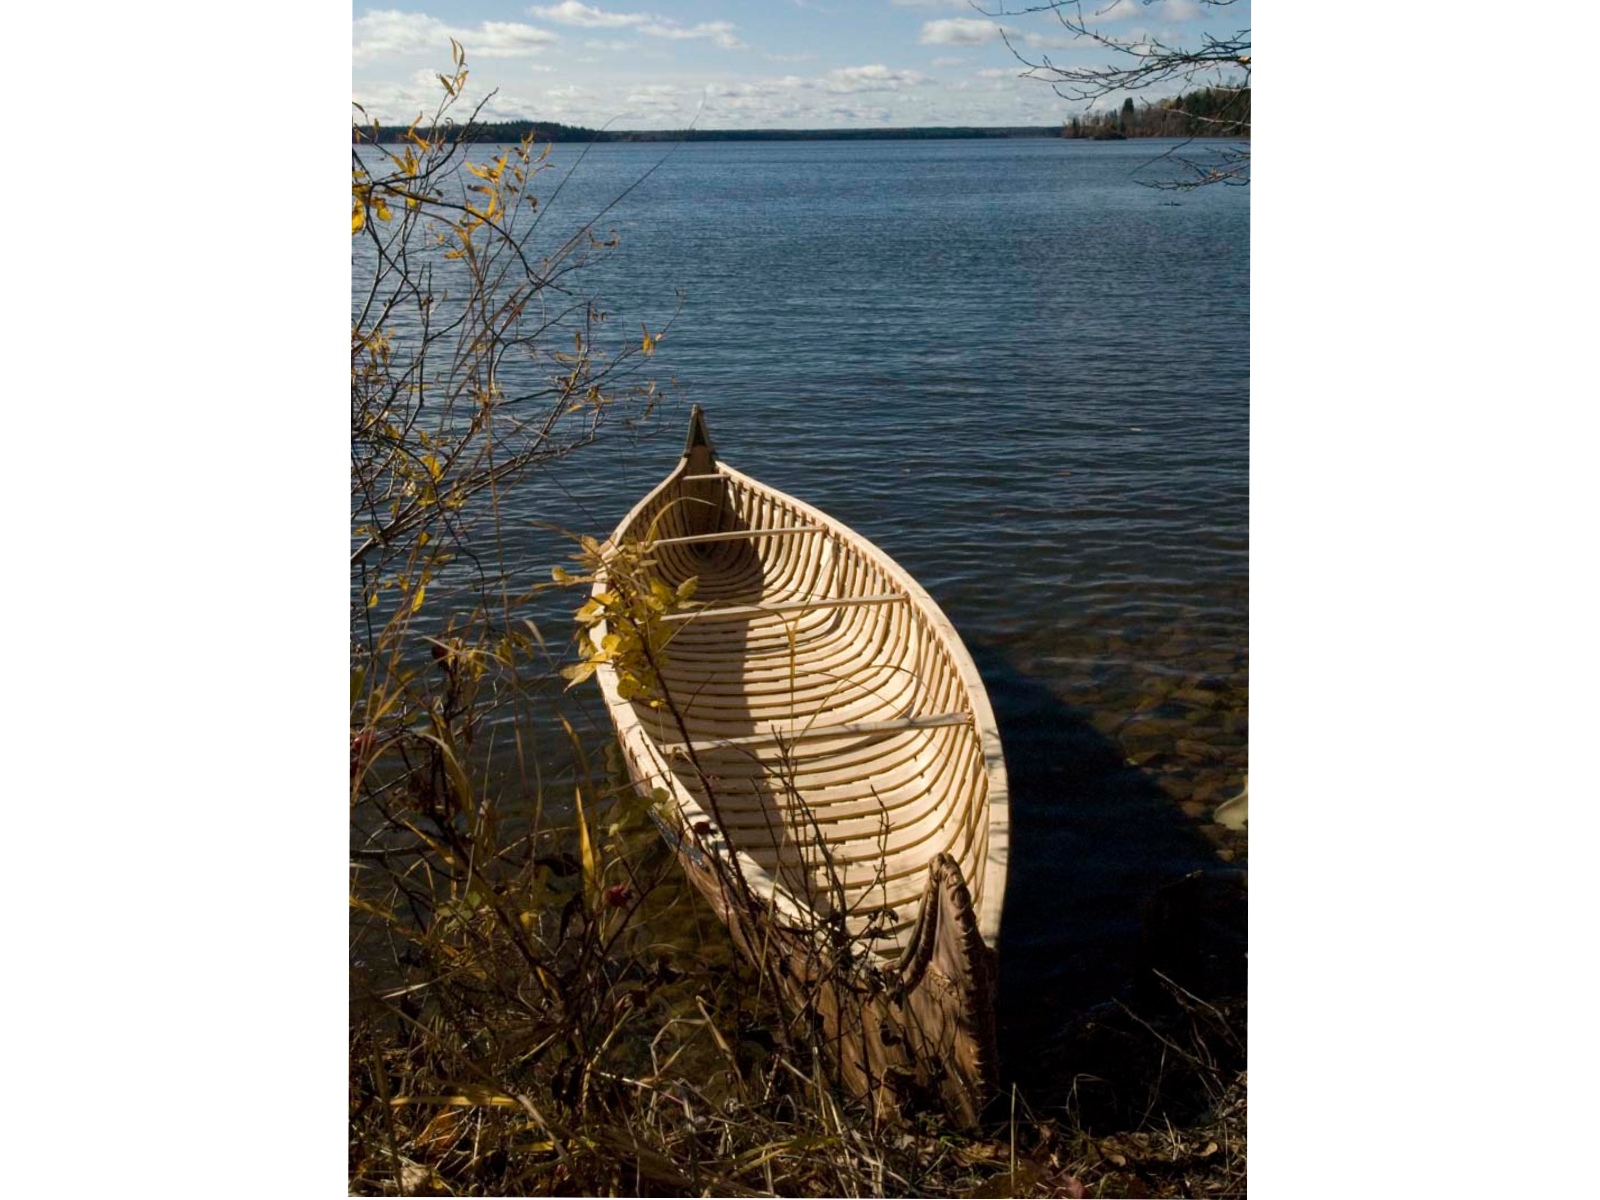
<box><xmin>353</xmin><ymin>123</ymin><xmax>1252</xmax><ymax>145</ymax></box>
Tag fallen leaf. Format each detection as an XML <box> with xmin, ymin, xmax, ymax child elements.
<box><xmin>964</xmin><ymin>1163</ymin><xmax>1041</xmax><ymax>1198</ymax></box>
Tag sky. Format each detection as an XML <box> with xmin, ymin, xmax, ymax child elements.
<box><xmin>352</xmin><ymin>0</ymin><xmax>1251</xmax><ymax>130</ymax></box>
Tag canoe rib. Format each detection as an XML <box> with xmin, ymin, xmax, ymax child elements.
<box><xmin>591</xmin><ymin>407</ymin><xmax>1010</xmax><ymax>1126</ymax></box>
<box><xmin>661</xmin><ymin>593</ymin><xmax>908</xmax><ymax>623</ymax></box>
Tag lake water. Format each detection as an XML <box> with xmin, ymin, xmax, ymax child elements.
<box><xmin>355</xmin><ymin>136</ymin><xmax>1248</xmax><ymax>1069</ymax></box>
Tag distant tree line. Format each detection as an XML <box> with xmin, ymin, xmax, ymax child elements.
<box><xmin>352</xmin><ymin>121</ymin><xmax>1063</xmax><ymax>145</ymax></box>
<box><xmin>351</xmin><ymin>83</ymin><xmax>1246</xmax><ymax>147</ymax></box>
<box><xmin>604</xmin><ymin>125</ymin><xmax>1060</xmax><ymax>142</ymax></box>
<box><xmin>1061</xmin><ymin>84</ymin><xmax>1250</xmax><ymax>141</ymax></box>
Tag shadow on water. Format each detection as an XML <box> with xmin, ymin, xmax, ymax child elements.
<box><xmin>971</xmin><ymin>642</ymin><xmax>1245</xmax><ymax>1106</ymax></box>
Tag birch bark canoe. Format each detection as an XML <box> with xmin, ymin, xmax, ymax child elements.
<box><xmin>589</xmin><ymin>407</ymin><xmax>1010</xmax><ymax>1126</ymax></box>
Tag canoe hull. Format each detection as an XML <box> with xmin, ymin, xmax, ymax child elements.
<box><xmin>593</xmin><ymin>409</ymin><xmax>1007</xmax><ymax>1125</ymax></box>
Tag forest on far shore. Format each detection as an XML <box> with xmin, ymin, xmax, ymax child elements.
<box><xmin>354</xmin><ymin>85</ymin><xmax>1250</xmax><ymax>145</ymax></box>
<box><xmin>1062</xmin><ymin>85</ymin><xmax>1250</xmax><ymax>140</ymax></box>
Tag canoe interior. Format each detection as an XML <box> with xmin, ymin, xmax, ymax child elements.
<box><xmin>601</xmin><ymin>435</ymin><xmax>1007</xmax><ymax>964</ymax></box>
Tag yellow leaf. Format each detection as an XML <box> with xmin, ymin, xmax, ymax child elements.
<box><xmin>352</xmin><ymin>202</ymin><xmax>365</xmax><ymax>234</ymax></box>
<box><xmin>391</xmin><ymin>1086</ymin><xmax>516</xmax><ymax>1109</ymax></box>
<box><xmin>409</xmin><ymin>584</ymin><xmax>426</xmax><ymax>614</ymax></box>
<box><xmin>551</xmin><ymin>566</ymin><xmax>570</xmax><ymax>583</ymax></box>
<box><xmin>559</xmin><ymin>660</ymin><xmax>597</xmax><ymax>688</ymax></box>
<box><xmin>574</xmin><ymin>786</ymin><xmax>598</xmax><ymax>906</ymax></box>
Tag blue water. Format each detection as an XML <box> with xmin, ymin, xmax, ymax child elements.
<box><xmin>354</xmin><ymin>136</ymin><xmax>1248</xmax><ymax>1053</ymax></box>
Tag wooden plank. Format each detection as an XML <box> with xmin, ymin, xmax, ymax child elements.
<box><xmin>663</xmin><ymin>592</ymin><xmax>907</xmax><ymax>624</ymax></box>
<box><xmin>658</xmin><ymin>711</ymin><xmax>970</xmax><ymax>753</ymax></box>
<box><xmin>647</xmin><ymin>525</ymin><xmax>825</xmax><ymax>547</ymax></box>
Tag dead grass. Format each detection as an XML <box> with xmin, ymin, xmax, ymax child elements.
<box><xmin>349</xmin><ymin>732</ymin><xmax>1246</xmax><ymax>1198</ymax></box>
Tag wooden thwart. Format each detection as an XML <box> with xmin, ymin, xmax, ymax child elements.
<box><xmin>663</xmin><ymin>592</ymin><xmax>907</xmax><ymax>624</ymax></box>
<box><xmin>660</xmin><ymin>711</ymin><xmax>971</xmax><ymax>754</ymax></box>
<box><xmin>647</xmin><ymin>525</ymin><xmax>826</xmax><ymax>547</ymax></box>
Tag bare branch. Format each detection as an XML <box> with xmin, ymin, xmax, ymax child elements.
<box><xmin>981</xmin><ymin>0</ymin><xmax>1249</xmax><ymax>186</ymax></box>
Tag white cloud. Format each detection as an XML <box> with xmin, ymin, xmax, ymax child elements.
<box><xmin>975</xmin><ymin>67</ymin><xmax>1018</xmax><ymax>79</ymax></box>
<box><xmin>1002</xmin><ymin>0</ymin><xmax>1201</xmax><ymax>29</ymax></box>
<box><xmin>702</xmin><ymin>65</ymin><xmax>930</xmax><ymax>104</ymax></box>
<box><xmin>473</xmin><ymin>92</ymin><xmax>547</xmax><ymax>119</ymax></box>
<box><xmin>354</xmin><ymin>10</ymin><xmax>559</xmax><ymax>61</ymax></box>
<box><xmin>528</xmin><ymin>5</ymin><xmax>743</xmax><ymax>48</ymax></box>
<box><xmin>639</xmin><ymin>20</ymin><xmax>744</xmax><ymax>50</ymax></box>
<box><xmin>681</xmin><ymin>72</ymin><xmax>1066</xmax><ymax>128</ymax></box>
<box><xmin>1019</xmin><ymin>31</ymin><xmax>1079</xmax><ymax>49</ymax></box>
<box><xmin>705</xmin><ymin>78</ymin><xmax>803</xmax><ymax>102</ymax></box>
<box><xmin>822</xmin><ymin>64</ymin><xmax>930</xmax><ymax>93</ymax></box>
<box><xmin>585</xmin><ymin>39</ymin><xmax>636</xmax><ymax>51</ymax></box>
<box><xmin>527</xmin><ymin>2</ymin><xmax>647</xmax><ymax>28</ymax></box>
<box><xmin>905</xmin><ymin>0</ymin><xmax>1202</xmax><ymax>60</ymax></box>
<box><xmin>829</xmin><ymin>105</ymin><xmax>891</xmax><ymax>123</ymax></box>
<box><xmin>623</xmin><ymin>84</ymin><xmax>684</xmax><ymax>113</ymax></box>
<box><xmin>354</xmin><ymin>73</ymin><xmax>544</xmax><ymax>123</ymax></box>
<box><xmin>1083</xmin><ymin>0</ymin><xmax>1204</xmax><ymax>21</ymax></box>
<box><xmin>918</xmin><ymin>18</ymin><xmax>1005</xmax><ymax>46</ymax></box>
<box><xmin>1084</xmin><ymin>0</ymin><xmax>1141</xmax><ymax>19</ymax></box>
<box><xmin>930</xmin><ymin>56</ymin><xmax>965</xmax><ymax>68</ymax></box>
<box><xmin>474</xmin><ymin>21</ymin><xmax>563</xmax><ymax>58</ymax></box>
<box><xmin>353</xmin><ymin>11</ymin><xmax>445</xmax><ymax>59</ymax></box>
